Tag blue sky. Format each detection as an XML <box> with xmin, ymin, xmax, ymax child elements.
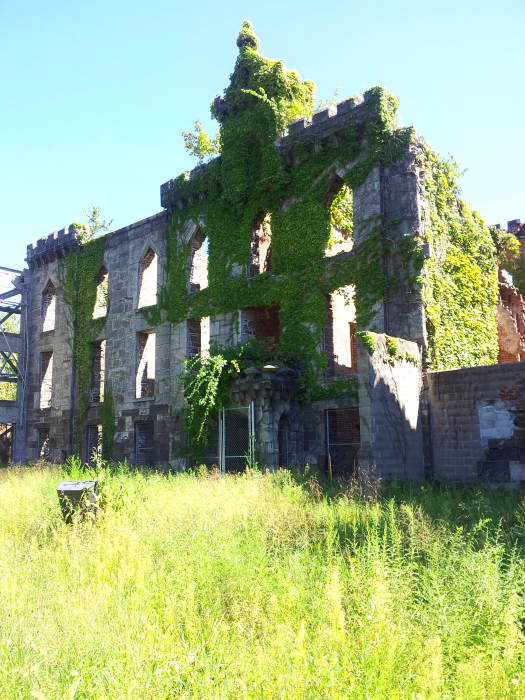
<box><xmin>1</xmin><ymin>0</ymin><xmax>523</xmax><ymax>270</ymax></box>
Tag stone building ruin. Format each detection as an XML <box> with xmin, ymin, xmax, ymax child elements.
<box><xmin>1</xmin><ymin>23</ymin><xmax>524</xmax><ymax>482</ymax></box>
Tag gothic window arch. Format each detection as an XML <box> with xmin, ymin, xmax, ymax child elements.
<box><xmin>41</xmin><ymin>280</ymin><xmax>56</xmax><ymax>332</ymax></box>
<box><xmin>325</xmin><ymin>180</ymin><xmax>354</xmax><ymax>257</ymax></box>
<box><xmin>138</xmin><ymin>248</ymin><xmax>158</xmax><ymax>308</ymax></box>
<box><xmin>188</xmin><ymin>230</ymin><xmax>208</xmax><ymax>292</ymax></box>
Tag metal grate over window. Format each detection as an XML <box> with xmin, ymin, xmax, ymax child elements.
<box><xmin>135</xmin><ymin>422</ymin><xmax>154</xmax><ymax>466</ymax></box>
<box><xmin>326</xmin><ymin>408</ymin><xmax>360</xmax><ymax>477</ymax></box>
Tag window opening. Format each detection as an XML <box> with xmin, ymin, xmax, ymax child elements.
<box><xmin>138</xmin><ymin>249</ymin><xmax>158</xmax><ymax>308</ymax></box>
<box><xmin>40</xmin><ymin>351</ymin><xmax>53</xmax><ymax>408</ymax></box>
<box><xmin>136</xmin><ymin>331</ymin><xmax>155</xmax><ymax>398</ymax></box>
<box><xmin>187</xmin><ymin>319</ymin><xmax>202</xmax><ymax>359</ymax></box>
<box><xmin>93</xmin><ymin>267</ymin><xmax>108</xmax><ymax>319</ymax></box>
<box><xmin>238</xmin><ymin>305</ymin><xmax>280</xmax><ymax>345</ymax></box>
<box><xmin>89</xmin><ymin>340</ymin><xmax>105</xmax><ymax>403</ymax></box>
<box><xmin>38</xmin><ymin>426</ymin><xmax>50</xmax><ymax>460</ymax></box>
<box><xmin>86</xmin><ymin>424</ymin><xmax>101</xmax><ymax>462</ymax></box>
<box><xmin>248</xmin><ymin>213</ymin><xmax>272</xmax><ymax>277</ymax></box>
<box><xmin>135</xmin><ymin>422</ymin><xmax>154</xmax><ymax>466</ymax></box>
<box><xmin>188</xmin><ymin>230</ymin><xmax>208</xmax><ymax>292</ymax></box>
<box><xmin>41</xmin><ymin>281</ymin><xmax>56</xmax><ymax>332</ymax></box>
<box><xmin>326</xmin><ymin>408</ymin><xmax>360</xmax><ymax>477</ymax></box>
<box><xmin>326</xmin><ymin>182</ymin><xmax>354</xmax><ymax>257</ymax></box>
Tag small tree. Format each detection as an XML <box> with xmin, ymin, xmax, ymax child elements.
<box><xmin>70</xmin><ymin>206</ymin><xmax>113</xmax><ymax>244</ymax></box>
<box><xmin>182</xmin><ymin>121</ymin><xmax>221</xmax><ymax>164</ymax></box>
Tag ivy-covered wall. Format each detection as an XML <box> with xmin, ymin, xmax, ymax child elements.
<box><xmin>25</xmin><ymin>21</ymin><xmax>500</xmax><ymax>466</ymax></box>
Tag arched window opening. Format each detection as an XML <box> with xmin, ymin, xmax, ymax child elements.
<box><xmin>188</xmin><ymin>230</ymin><xmax>208</xmax><ymax>292</ymax></box>
<box><xmin>248</xmin><ymin>213</ymin><xmax>272</xmax><ymax>277</ymax></box>
<box><xmin>326</xmin><ymin>182</ymin><xmax>353</xmax><ymax>257</ymax></box>
<box><xmin>93</xmin><ymin>267</ymin><xmax>108</xmax><ymax>319</ymax></box>
<box><xmin>41</xmin><ymin>281</ymin><xmax>56</xmax><ymax>332</ymax></box>
<box><xmin>138</xmin><ymin>249</ymin><xmax>158</xmax><ymax>308</ymax></box>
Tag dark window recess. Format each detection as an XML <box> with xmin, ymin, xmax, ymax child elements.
<box><xmin>326</xmin><ymin>408</ymin><xmax>360</xmax><ymax>477</ymax></box>
<box><xmin>89</xmin><ymin>342</ymin><xmax>105</xmax><ymax>403</ymax></box>
<box><xmin>349</xmin><ymin>322</ymin><xmax>358</xmax><ymax>373</ymax></box>
<box><xmin>187</xmin><ymin>319</ymin><xmax>201</xmax><ymax>358</ymax></box>
<box><xmin>242</xmin><ymin>305</ymin><xmax>280</xmax><ymax>344</ymax></box>
<box><xmin>323</xmin><ymin>297</ymin><xmax>335</xmax><ymax>378</ymax></box>
<box><xmin>0</xmin><ymin>423</ymin><xmax>13</xmax><ymax>463</ymax></box>
<box><xmin>38</xmin><ymin>426</ymin><xmax>50</xmax><ymax>460</ymax></box>
<box><xmin>86</xmin><ymin>425</ymin><xmax>100</xmax><ymax>462</ymax></box>
<box><xmin>135</xmin><ymin>422</ymin><xmax>154</xmax><ymax>466</ymax></box>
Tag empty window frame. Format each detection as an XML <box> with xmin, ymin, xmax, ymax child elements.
<box><xmin>41</xmin><ymin>281</ymin><xmax>56</xmax><ymax>332</ymax></box>
<box><xmin>248</xmin><ymin>214</ymin><xmax>272</xmax><ymax>277</ymax></box>
<box><xmin>186</xmin><ymin>319</ymin><xmax>201</xmax><ymax>359</ymax></box>
<box><xmin>136</xmin><ymin>331</ymin><xmax>155</xmax><ymax>398</ymax></box>
<box><xmin>40</xmin><ymin>351</ymin><xmax>53</xmax><ymax>408</ymax></box>
<box><xmin>188</xmin><ymin>231</ymin><xmax>208</xmax><ymax>292</ymax></box>
<box><xmin>323</xmin><ymin>290</ymin><xmax>355</xmax><ymax>378</ymax></box>
<box><xmin>238</xmin><ymin>305</ymin><xmax>280</xmax><ymax>345</ymax></box>
<box><xmin>138</xmin><ymin>249</ymin><xmax>158</xmax><ymax>308</ymax></box>
<box><xmin>93</xmin><ymin>266</ymin><xmax>108</xmax><ymax>319</ymax></box>
<box><xmin>86</xmin><ymin>424</ymin><xmax>101</xmax><ymax>462</ymax></box>
<box><xmin>89</xmin><ymin>340</ymin><xmax>106</xmax><ymax>403</ymax></box>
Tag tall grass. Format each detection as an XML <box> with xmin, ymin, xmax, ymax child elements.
<box><xmin>1</xmin><ymin>463</ymin><xmax>525</xmax><ymax>698</ymax></box>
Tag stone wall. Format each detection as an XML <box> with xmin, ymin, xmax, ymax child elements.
<box><xmin>357</xmin><ymin>333</ymin><xmax>425</xmax><ymax>480</ymax></box>
<box><xmin>426</xmin><ymin>362</ymin><xmax>525</xmax><ymax>482</ymax></box>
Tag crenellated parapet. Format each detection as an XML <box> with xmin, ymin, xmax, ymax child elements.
<box><xmin>160</xmin><ymin>91</ymin><xmax>387</xmax><ymax>213</ymax></box>
<box><xmin>26</xmin><ymin>226</ymin><xmax>80</xmax><ymax>269</ymax></box>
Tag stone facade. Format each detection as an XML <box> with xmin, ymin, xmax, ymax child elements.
<box><xmin>2</xmin><ymin>32</ymin><xmax>523</xmax><ymax>482</ymax></box>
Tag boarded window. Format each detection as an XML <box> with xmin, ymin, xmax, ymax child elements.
<box><xmin>40</xmin><ymin>352</ymin><xmax>53</xmax><ymax>408</ymax></box>
<box><xmin>135</xmin><ymin>422</ymin><xmax>154</xmax><ymax>466</ymax></box>
<box><xmin>136</xmin><ymin>331</ymin><xmax>155</xmax><ymax>398</ymax></box>
<box><xmin>86</xmin><ymin>424</ymin><xmax>101</xmax><ymax>462</ymax></box>
<box><xmin>326</xmin><ymin>408</ymin><xmax>360</xmax><ymax>477</ymax></box>
<box><xmin>93</xmin><ymin>267</ymin><xmax>108</xmax><ymax>319</ymax></box>
<box><xmin>89</xmin><ymin>340</ymin><xmax>105</xmax><ymax>403</ymax></box>
<box><xmin>41</xmin><ymin>281</ymin><xmax>56</xmax><ymax>332</ymax></box>
<box><xmin>138</xmin><ymin>249</ymin><xmax>158</xmax><ymax>308</ymax></box>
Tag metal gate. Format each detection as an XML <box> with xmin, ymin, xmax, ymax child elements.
<box><xmin>205</xmin><ymin>403</ymin><xmax>255</xmax><ymax>472</ymax></box>
<box><xmin>326</xmin><ymin>408</ymin><xmax>360</xmax><ymax>477</ymax></box>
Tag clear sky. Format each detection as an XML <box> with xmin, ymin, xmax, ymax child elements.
<box><xmin>1</xmin><ymin>0</ymin><xmax>523</xmax><ymax>271</ymax></box>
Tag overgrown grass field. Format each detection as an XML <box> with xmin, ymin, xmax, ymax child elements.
<box><xmin>2</xmin><ymin>464</ymin><xmax>525</xmax><ymax>698</ymax></box>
